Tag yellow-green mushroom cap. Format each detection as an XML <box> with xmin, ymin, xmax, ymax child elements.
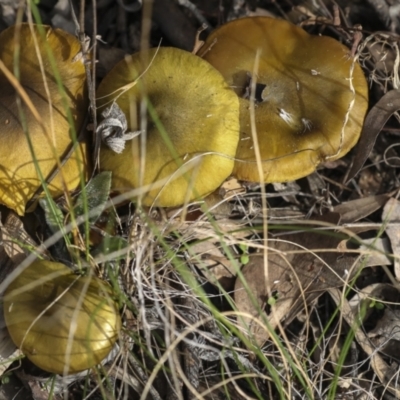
<box><xmin>3</xmin><ymin>260</ymin><xmax>121</xmax><ymax>375</ymax></box>
<box><xmin>97</xmin><ymin>47</ymin><xmax>239</xmax><ymax>207</ymax></box>
<box><xmin>198</xmin><ymin>17</ymin><xmax>369</xmax><ymax>182</ymax></box>
<box><xmin>0</xmin><ymin>23</ymin><xmax>90</xmax><ymax>215</ymax></box>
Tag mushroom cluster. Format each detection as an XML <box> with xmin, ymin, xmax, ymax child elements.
<box><xmin>97</xmin><ymin>17</ymin><xmax>368</xmax><ymax>202</ymax></box>
<box><xmin>0</xmin><ymin>20</ymin><xmax>368</xmax><ymax>203</ymax></box>
<box><xmin>198</xmin><ymin>17</ymin><xmax>369</xmax><ymax>183</ymax></box>
<box><xmin>0</xmin><ymin>23</ymin><xmax>90</xmax><ymax>216</ymax></box>
<box><xmin>3</xmin><ymin>260</ymin><xmax>121</xmax><ymax>375</ymax></box>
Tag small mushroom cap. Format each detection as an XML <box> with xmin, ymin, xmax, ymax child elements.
<box><xmin>3</xmin><ymin>260</ymin><xmax>121</xmax><ymax>375</ymax></box>
<box><xmin>0</xmin><ymin>24</ymin><xmax>90</xmax><ymax>215</ymax></box>
<box><xmin>97</xmin><ymin>47</ymin><xmax>239</xmax><ymax>207</ymax></box>
<box><xmin>199</xmin><ymin>17</ymin><xmax>369</xmax><ymax>182</ymax></box>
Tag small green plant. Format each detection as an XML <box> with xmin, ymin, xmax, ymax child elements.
<box><xmin>238</xmin><ymin>243</ymin><xmax>250</xmax><ymax>265</ymax></box>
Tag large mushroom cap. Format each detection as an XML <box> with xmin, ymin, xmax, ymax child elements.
<box><xmin>97</xmin><ymin>47</ymin><xmax>239</xmax><ymax>207</ymax></box>
<box><xmin>198</xmin><ymin>17</ymin><xmax>369</xmax><ymax>182</ymax></box>
<box><xmin>0</xmin><ymin>24</ymin><xmax>90</xmax><ymax>215</ymax></box>
<box><xmin>3</xmin><ymin>260</ymin><xmax>121</xmax><ymax>375</ymax></box>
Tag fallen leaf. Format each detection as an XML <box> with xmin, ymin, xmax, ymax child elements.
<box><xmin>234</xmin><ymin>224</ymin><xmax>363</xmax><ymax>346</ymax></box>
<box><xmin>347</xmin><ymin>89</ymin><xmax>400</xmax><ymax>182</ymax></box>
<box><xmin>187</xmin><ymin>239</ymin><xmax>238</xmax><ymax>290</ymax></box>
<box><xmin>0</xmin><ymin>211</ymin><xmax>44</xmax><ymax>265</ymax></box>
<box><xmin>219</xmin><ymin>177</ymin><xmax>246</xmax><ymax>199</ymax></box>
<box><xmin>333</xmin><ymin>194</ymin><xmax>390</xmax><ymax>223</ymax></box>
<box><xmin>358</xmin><ymin>237</ymin><xmax>392</xmax><ymax>266</ymax></box>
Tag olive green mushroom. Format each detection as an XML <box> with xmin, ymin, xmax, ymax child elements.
<box><xmin>0</xmin><ymin>23</ymin><xmax>90</xmax><ymax>215</ymax></box>
<box><xmin>96</xmin><ymin>47</ymin><xmax>239</xmax><ymax>207</ymax></box>
<box><xmin>3</xmin><ymin>260</ymin><xmax>121</xmax><ymax>375</ymax></box>
<box><xmin>198</xmin><ymin>17</ymin><xmax>369</xmax><ymax>182</ymax></box>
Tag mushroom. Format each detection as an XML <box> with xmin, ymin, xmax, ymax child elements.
<box><xmin>0</xmin><ymin>23</ymin><xmax>90</xmax><ymax>216</ymax></box>
<box><xmin>3</xmin><ymin>260</ymin><xmax>121</xmax><ymax>375</ymax></box>
<box><xmin>198</xmin><ymin>17</ymin><xmax>369</xmax><ymax>182</ymax></box>
<box><xmin>96</xmin><ymin>46</ymin><xmax>239</xmax><ymax>207</ymax></box>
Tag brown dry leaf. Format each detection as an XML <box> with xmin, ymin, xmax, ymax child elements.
<box><xmin>28</xmin><ymin>380</ymin><xmax>54</xmax><ymax>400</ymax></box>
<box><xmin>347</xmin><ymin>89</ymin><xmax>400</xmax><ymax>182</ymax></box>
<box><xmin>186</xmin><ymin>239</ymin><xmax>238</xmax><ymax>290</ymax></box>
<box><xmin>219</xmin><ymin>177</ymin><xmax>246</xmax><ymax>199</ymax></box>
<box><xmin>348</xmin><ymin>282</ymin><xmax>398</xmax><ymax>320</ymax></box>
<box><xmin>0</xmin><ymin>211</ymin><xmax>44</xmax><ymax>265</ymax></box>
<box><xmin>202</xmin><ymin>192</ymin><xmax>233</xmax><ymax>216</ymax></box>
<box><xmin>178</xmin><ymin>218</ymin><xmax>251</xmax><ymax>288</ymax></box>
<box><xmin>369</xmin><ymin>308</ymin><xmax>400</xmax><ymax>357</ymax></box>
<box><xmin>333</xmin><ymin>193</ymin><xmax>391</xmax><ymax>223</ymax></box>
<box><xmin>306</xmin><ymin>171</ymin><xmax>326</xmax><ymax>198</ymax></box>
<box><xmin>358</xmin><ymin>237</ymin><xmax>392</xmax><ymax>266</ymax></box>
<box><xmin>234</xmin><ymin>225</ymin><xmax>362</xmax><ymax>346</ymax></box>
<box><xmin>234</xmin><ymin>249</ymin><xmax>294</xmax><ymax>346</ymax></box>
<box><xmin>382</xmin><ymin>198</ymin><xmax>400</xmax><ymax>280</ymax></box>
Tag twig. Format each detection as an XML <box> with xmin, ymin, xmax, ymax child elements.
<box><xmin>177</xmin><ymin>0</ymin><xmax>211</xmax><ymax>31</ymax></box>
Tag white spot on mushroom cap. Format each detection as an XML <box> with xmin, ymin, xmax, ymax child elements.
<box><xmin>301</xmin><ymin>118</ymin><xmax>313</xmax><ymax>132</ymax></box>
<box><xmin>278</xmin><ymin>108</ymin><xmax>295</xmax><ymax>126</ymax></box>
